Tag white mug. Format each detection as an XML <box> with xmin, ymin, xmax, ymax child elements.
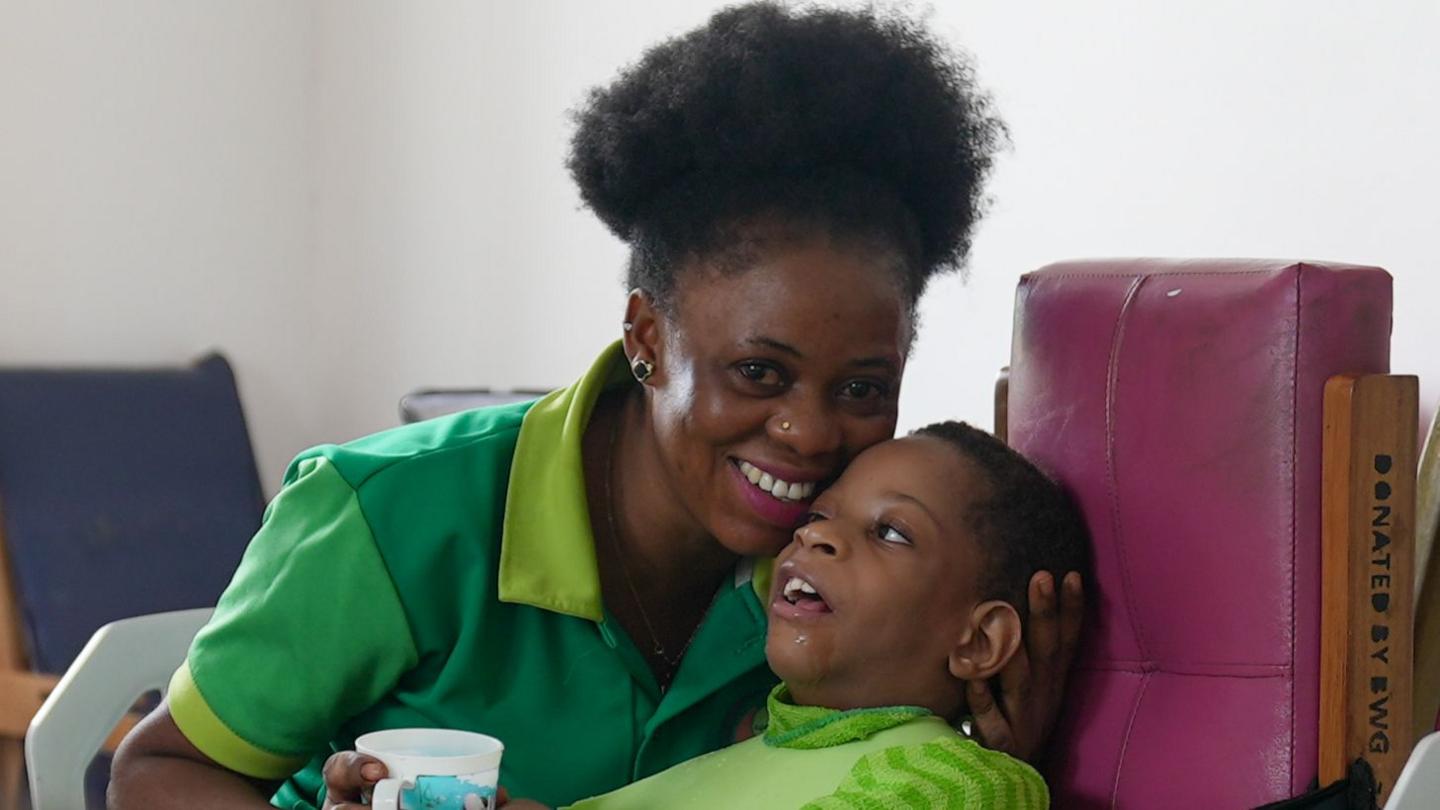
<box><xmin>355</xmin><ymin>728</ymin><xmax>504</xmax><ymax>810</ymax></box>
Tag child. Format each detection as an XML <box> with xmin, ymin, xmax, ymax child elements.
<box><xmin>507</xmin><ymin>421</ymin><xmax>1088</xmax><ymax>809</ymax></box>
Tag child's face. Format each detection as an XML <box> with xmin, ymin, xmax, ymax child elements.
<box><xmin>765</xmin><ymin>435</ymin><xmax>995</xmax><ymax>714</ymax></box>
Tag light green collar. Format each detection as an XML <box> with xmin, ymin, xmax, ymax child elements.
<box><xmin>498</xmin><ymin>341</ymin><xmax>772</xmax><ymax>622</ymax></box>
<box><xmin>761</xmin><ymin>684</ymin><xmax>932</xmax><ymax>750</ymax></box>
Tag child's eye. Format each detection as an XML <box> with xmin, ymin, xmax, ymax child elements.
<box><xmin>877</xmin><ymin>523</ymin><xmax>912</xmax><ymax>546</ymax></box>
<box><xmin>802</xmin><ymin>512</ymin><xmax>827</xmax><ymax>525</ymax></box>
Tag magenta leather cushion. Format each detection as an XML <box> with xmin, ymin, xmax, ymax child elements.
<box><xmin>1008</xmin><ymin>259</ymin><xmax>1392</xmax><ymax>807</ymax></box>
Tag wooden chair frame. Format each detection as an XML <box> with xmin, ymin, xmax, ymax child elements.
<box><xmin>0</xmin><ymin>504</ymin><xmax>142</xmax><ymax>807</ymax></box>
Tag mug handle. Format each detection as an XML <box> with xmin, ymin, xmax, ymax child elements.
<box><xmin>370</xmin><ymin>777</ymin><xmax>413</xmax><ymax>810</ymax></box>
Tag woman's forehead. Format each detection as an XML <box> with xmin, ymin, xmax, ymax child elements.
<box><xmin>669</xmin><ymin>242</ymin><xmax>912</xmax><ymax>351</ymax></box>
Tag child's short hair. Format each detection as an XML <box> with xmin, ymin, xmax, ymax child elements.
<box><xmin>912</xmin><ymin>421</ymin><xmax>1090</xmax><ymax>621</ymax></box>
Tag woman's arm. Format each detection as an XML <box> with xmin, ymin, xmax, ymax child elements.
<box><xmin>967</xmin><ymin>571</ymin><xmax>1084</xmax><ymax>762</ymax></box>
<box><xmin>109</xmin><ymin>703</ymin><xmax>280</xmax><ymax>809</ymax></box>
<box><xmin>112</xmin><ymin>707</ymin><xmax>392</xmax><ymax>810</ymax></box>
<box><xmin>112</xmin><ymin>456</ymin><xmax>422</xmax><ymax>807</ymax></box>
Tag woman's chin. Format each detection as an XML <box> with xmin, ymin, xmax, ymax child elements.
<box><xmin>713</xmin><ymin>521</ymin><xmax>793</xmax><ymax>559</ymax></box>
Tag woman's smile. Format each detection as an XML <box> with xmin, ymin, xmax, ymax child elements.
<box><xmin>734</xmin><ymin>459</ymin><xmax>820</xmax><ymax>502</ymax></box>
<box><xmin>727</xmin><ymin>459</ymin><xmax>818</xmax><ymax>529</ymax></box>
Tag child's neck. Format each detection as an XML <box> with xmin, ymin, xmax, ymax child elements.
<box><xmin>783</xmin><ymin>678</ymin><xmax>962</xmax><ymax>720</ymax></box>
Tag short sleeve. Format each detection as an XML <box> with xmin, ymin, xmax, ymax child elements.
<box><xmin>799</xmin><ymin>736</ymin><xmax>1050</xmax><ymax>810</ymax></box>
<box><xmin>168</xmin><ymin>455</ymin><xmax>420</xmax><ymax>779</ymax></box>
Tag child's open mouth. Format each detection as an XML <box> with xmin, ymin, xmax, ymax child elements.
<box><xmin>780</xmin><ymin>575</ymin><xmax>832</xmax><ymax>613</ymax></box>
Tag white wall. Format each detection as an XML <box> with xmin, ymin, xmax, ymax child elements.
<box><xmin>0</xmin><ymin>1</ymin><xmax>318</xmax><ymax>492</ymax></box>
<box><xmin>4</xmin><ymin>1</ymin><xmax>1438</xmax><ymax>494</ymax></box>
<box><xmin>307</xmin><ymin>0</ymin><xmax>1440</xmax><ymax>466</ymax></box>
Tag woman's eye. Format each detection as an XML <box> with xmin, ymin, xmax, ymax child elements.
<box><xmin>840</xmin><ymin>379</ymin><xmax>888</xmax><ymax>401</ymax></box>
<box><xmin>736</xmin><ymin>361</ymin><xmax>784</xmax><ymax>387</ymax></box>
<box><xmin>877</xmin><ymin>523</ymin><xmax>912</xmax><ymax>546</ymax></box>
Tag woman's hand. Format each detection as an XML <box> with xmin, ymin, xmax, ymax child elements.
<box><xmin>967</xmin><ymin>570</ymin><xmax>1084</xmax><ymax>763</ymax></box>
<box><xmin>320</xmin><ymin>751</ymin><xmax>386</xmax><ymax>810</ymax></box>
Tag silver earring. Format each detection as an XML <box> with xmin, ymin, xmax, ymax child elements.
<box><xmin>780</xmin><ymin>420</ymin><xmax>792</xmax><ymax>431</ymax></box>
<box><xmin>623</xmin><ymin>321</ymin><xmax>634</xmax><ymax>332</ymax></box>
<box><xmin>631</xmin><ymin>357</ymin><xmax>654</xmax><ymax>383</ymax></box>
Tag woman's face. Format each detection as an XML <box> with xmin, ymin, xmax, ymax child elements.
<box><xmin>629</xmin><ymin>236</ymin><xmax>911</xmax><ymax>558</ymax></box>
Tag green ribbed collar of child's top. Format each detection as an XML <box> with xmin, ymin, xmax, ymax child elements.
<box><xmin>760</xmin><ymin>684</ymin><xmax>933</xmax><ymax>750</ymax></box>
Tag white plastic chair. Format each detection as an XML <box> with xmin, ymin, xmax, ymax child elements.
<box><xmin>1388</xmin><ymin>731</ymin><xmax>1440</xmax><ymax>809</ymax></box>
<box><xmin>24</xmin><ymin>607</ymin><xmax>212</xmax><ymax>810</ymax></box>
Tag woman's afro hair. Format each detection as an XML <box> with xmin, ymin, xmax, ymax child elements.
<box><xmin>568</xmin><ymin>2</ymin><xmax>1006</xmax><ymax>307</ymax></box>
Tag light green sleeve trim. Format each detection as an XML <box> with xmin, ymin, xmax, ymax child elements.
<box><xmin>176</xmin><ymin>456</ymin><xmax>420</xmax><ymax>775</ymax></box>
<box><xmin>800</xmin><ymin>736</ymin><xmax>1049</xmax><ymax>810</ymax></box>
<box><xmin>168</xmin><ymin>661</ymin><xmax>308</xmax><ymax>779</ymax></box>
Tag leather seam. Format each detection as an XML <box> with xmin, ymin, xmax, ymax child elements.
<box><xmin>1288</xmin><ymin>265</ymin><xmax>1302</xmax><ymax>791</ymax></box>
<box><xmin>1024</xmin><ymin>269</ymin><xmax>1287</xmax><ymax>281</ymax></box>
<box><xmin>1110</xmin><ymin>671</ymin><xmax>1152</xmax><ymax>808</ymax></box>
<box><xmin>1106</xmin><ymin>276</ymin><xmax>1149</xmax><ymax>661</ymax></box>
<box><xmin>1076</xmin><ymin>666</ymin><xmax>1292</xmax><ymax>679</ymax></box>
<box><xmin>1079</xmin><ymin>660</ymin><xmax>1294</xmax><ymax>669</ymax></box>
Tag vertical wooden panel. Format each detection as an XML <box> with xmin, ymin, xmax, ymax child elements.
<box><xmin>994</xmin><ymin>366</ymin><xmax>1009</xmax><ymax>443</ymax></box>
<box><xmin>1320</xmin><ymin>374</ymin><xmax>1418</xmax><ymax>804</ymax></box>
<box><xmin>0</xmin><ymin>510</ymin><xmax>27</xmax><ymax>810</ymax></box>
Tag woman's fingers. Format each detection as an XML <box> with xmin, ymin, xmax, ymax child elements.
<box><xmin>1016</xmin><ymin>571</ymin><xmax>1056</xmax><ymax>696</ymax></box>
<box><xmin>321</xmin><ymin>751</ymin><xmax>386</xmax><ymax>810</ymax></box>
<box><xmin>966</xmin><ymin>675</ymin><xmax>1014</xmax><ymax>754</ymax></box>
<box><xmin>969</xmin><ymin>570</ymin><xmax>1084</xmax><ymax>764</ymax></box>
<box><xmin>1057</xmin><ymin>571</ymin><xmax>1085</xmax><ymax>680</ymax></box>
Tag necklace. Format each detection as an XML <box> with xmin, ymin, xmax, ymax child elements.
<box><xmin>603</xmin><ymin>398</ymin><xmax>699</xmax><ymax>688</ymax></box>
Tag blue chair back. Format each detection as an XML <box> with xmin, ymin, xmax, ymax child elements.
<box><xmin>0</xmin><ymin>353</ymin><xmax>262</xmax><ymax>674</ymax></box>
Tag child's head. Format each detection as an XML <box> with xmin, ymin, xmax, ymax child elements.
<box><xmin>765</xmin><ymin>421</ymin><xmax>1088</xmax><ymax>719</ymax></box>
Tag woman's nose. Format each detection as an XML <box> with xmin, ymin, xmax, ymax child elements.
<box><xmin>769</xmin><ymin>394</ymin><xmax>842</xmax><ymax>459</ymax></box>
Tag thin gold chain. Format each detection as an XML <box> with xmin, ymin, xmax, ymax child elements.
<box><xmin>604</xmin><ymin>396</ymin><xmax>699</xmax><ymax>688</ymax></box>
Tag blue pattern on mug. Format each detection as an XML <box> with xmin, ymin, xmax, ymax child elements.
<box><xmin>400</xmin><ymin>775</ymin><xmax>497</xmax><ymax>810</ymax></box>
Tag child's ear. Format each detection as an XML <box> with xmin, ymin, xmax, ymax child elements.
<box><xmin>948</xmin><ymin>600</ymin><xmax>1023</xmax><ymax>682</ymax></box>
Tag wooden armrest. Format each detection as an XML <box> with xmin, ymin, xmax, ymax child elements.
<box><xmin>994</xmin><ymin>366</ymin><xmax>1009</xmax><ymax>443</ymax></box>
<box><xmin>0</xmin><ymin>670</ymin><xmax>57</xmax><ymax>738</ymax></box>
<box><xmin>1320</xmin><ymin>374</ymin><xmax>1419</xmax><ymax>804</ymax></box>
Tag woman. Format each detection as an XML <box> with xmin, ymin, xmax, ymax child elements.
<box><xmin>110</xmin><ymin>5</ymin><xmax>1082</xmax><ymax>808</ymax></box>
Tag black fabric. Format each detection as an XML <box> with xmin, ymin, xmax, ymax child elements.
<box><xmin>1254</xmin><ymin>759</ymin><xmax>1378</xmax><ymax>810</ymax></box>
<box><xmin>0</xmin><ymin>353</ymin><xmax>263</xmax><ymax>673</ymax></box>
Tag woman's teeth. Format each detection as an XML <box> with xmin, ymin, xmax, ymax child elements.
<box><xmin>738</xmin><ymin>460</ymin><xmax>816</xmax><ymax>502</ymax></box>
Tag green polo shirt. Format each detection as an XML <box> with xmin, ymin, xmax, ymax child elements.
<box><xmin>167</xmin><ymin>343</ymin><xmax>779</xmax><ymax>809</ymax></box>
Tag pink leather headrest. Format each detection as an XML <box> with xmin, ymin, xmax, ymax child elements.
<box><xmin>1009</xmin><ymin>259</ymin><xmax>1391</xmax><ymax>807</ymax></box>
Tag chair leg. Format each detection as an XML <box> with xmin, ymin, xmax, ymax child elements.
<box><xmin>0</xmin><ymin>738</ymin><xmax>24</xmax><ymax>810</ymax></box>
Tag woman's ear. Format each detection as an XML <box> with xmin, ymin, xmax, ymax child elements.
<box><xmin>622</xmin><ymin>289</ymin><xmax>664</xmax><ymax>382</ymax></box>
<box><xmin>948</xmin><ymin>600</ymin><xmax>1023</xmax><ymax>682</ymax></box>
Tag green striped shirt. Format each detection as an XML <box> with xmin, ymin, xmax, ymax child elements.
<box><xmin>565</xmin><ymin>684</ymin><xmax>1048</xmax><ymax>809</ymax></box>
